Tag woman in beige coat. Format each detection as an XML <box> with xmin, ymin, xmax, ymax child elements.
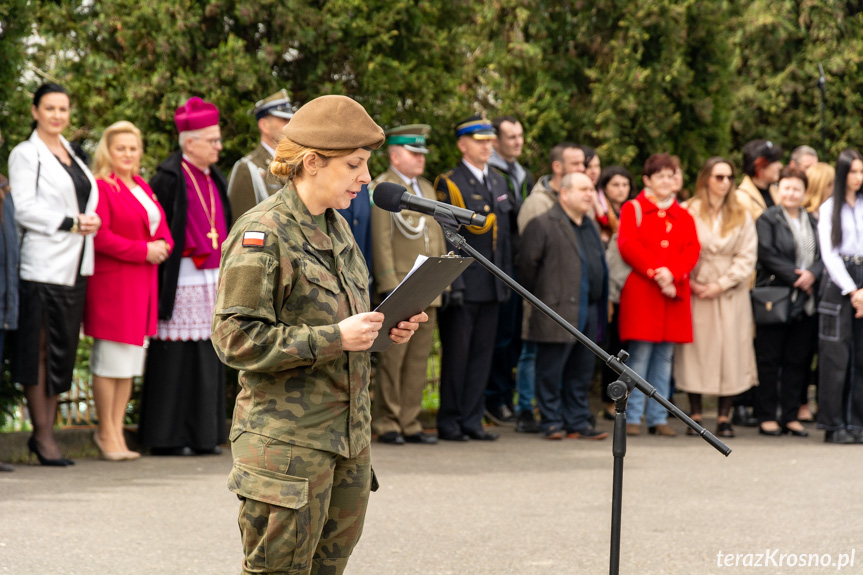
<box><xmin>674</xmin><ymin>157</ymin><xmax>758</xmax><ymax>438</ymax></box>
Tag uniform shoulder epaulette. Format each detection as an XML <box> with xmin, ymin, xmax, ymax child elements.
<box><xmin>438</xmin><ymin>169</ymin><xmax>455</xmax><ymax>181</ymax></box>
<box><xmin>434</xmin><ymin>170</ymin><xmax>458</xmax><ymax>202</ymax></box>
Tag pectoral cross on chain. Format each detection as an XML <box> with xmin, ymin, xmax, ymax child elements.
<box><xmin>207</xmin><ymin>227</ymin><xmax>219</xmax><ymax>249</ymax></box>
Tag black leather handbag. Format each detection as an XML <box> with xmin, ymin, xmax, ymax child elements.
<box><xmin>751</xmin><ymin>285</ymin><xmax>794</xmax><ymax>325</ymax></box>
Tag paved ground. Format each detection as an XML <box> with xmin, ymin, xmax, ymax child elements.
<box><xmin>1</xmin><ymin>416</ymin><xmax>861</xmax><ymax>575</ymax></box>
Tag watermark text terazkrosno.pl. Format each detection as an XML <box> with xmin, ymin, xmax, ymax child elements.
<box><xmin>717</xmin><ymin>550</ymin><xmax>855</xmax><ymax>570</ymax></box>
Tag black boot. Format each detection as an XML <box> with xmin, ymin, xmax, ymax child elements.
<box><xmin>731</xmin><ymin>405</ymin><xmax>758</xmax><ymax>427</ymax></box>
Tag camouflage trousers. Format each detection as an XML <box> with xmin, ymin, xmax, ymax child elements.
<box><xmin>229</xmin><ymin>431</ymin><xmax>371</xmax><ymax>575</ymax></box>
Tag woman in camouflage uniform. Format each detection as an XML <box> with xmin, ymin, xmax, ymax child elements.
<box><xmin>213</xmin><ymin>95</ymin><xmax>427</xmax><ymax>575</ymax></box>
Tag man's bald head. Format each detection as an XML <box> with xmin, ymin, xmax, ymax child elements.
<box><xmin>560</xmin><ymin>171</ymin><xmax>596</xmax><ymax>222</ymax></box>
<box><xmin>561</xmin><ymin>171</ymin><xmax>593</xmax><ymax>190</ymax></box>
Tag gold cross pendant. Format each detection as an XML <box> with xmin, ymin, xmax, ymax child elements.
<box><xmin>207</xmin><ymin>227</ymin><xmax>219</xmax><ymax>249</ymax></box>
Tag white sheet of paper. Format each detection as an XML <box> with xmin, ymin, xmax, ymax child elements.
<box><xmin>379</xmin><ymin>255</ymin><xmax>428</xmax><ymax>305</ymax></box>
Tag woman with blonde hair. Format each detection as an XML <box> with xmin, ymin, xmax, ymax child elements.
<box><xmin>795</xmin><ymin>161</ymin><xmax>834</xmax><ymax>422</ymax></box>
<box><xmin>213</xmin><ymin>95</ymin><xmax>427</xmax><ymax>572</ymax></box>
<box><xmin>803</xmin><ymin>162</ymin><xmax>835</xmax><ymax>216</ymax></box>
<box><xmin>674</xmin><ymin>157</ymin><xmax>758</xmax><ymax>438</ymax></box>
<box><xmin>83</xmin><ymin>121</ymin><xmax>173</xmax><ymax>460</ymax></box>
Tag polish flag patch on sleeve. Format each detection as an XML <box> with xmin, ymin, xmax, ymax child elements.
<box><xmin>242</xmin><ymin>231</ymin><xmax>266</xmax><ymax>247</ymax></box>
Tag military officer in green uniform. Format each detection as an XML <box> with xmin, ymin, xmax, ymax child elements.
<box><xmin>370</xmin><ymin>125</ymin><xmax>447</xmax><ymax>445</ymax></box>
<box><xmin>212</xmin><ymin>95</ymin><xmax>428</xmax><ymax>575</ymax></box>
<box><xmin>227</xmin><ymin>89</ymin><xmax>296</xmax><ymax>224</ymax></box>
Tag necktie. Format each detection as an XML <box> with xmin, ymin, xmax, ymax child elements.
<box><xmin>482</xmin><ymin>173</ymin><xmax>492</xmax><ymax>194</ymax></box>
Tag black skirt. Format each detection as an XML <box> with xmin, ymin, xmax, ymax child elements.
<box><xmin>11</xmin><ymin>275</ymin><xmax>87</xmax><ymax>396</ymax></box>
<box><xmin>137</xmin><ymin>339</ymin><xmax>226</xmax><ymax>449</ymax></box>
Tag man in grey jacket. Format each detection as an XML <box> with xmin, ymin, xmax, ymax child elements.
<box><xmin>512</xmin><ymin>141</ymin><xmax>586</xmax><ymax>432</ymax></box>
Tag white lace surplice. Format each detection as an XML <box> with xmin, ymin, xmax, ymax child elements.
<box><xmin>156</xmin><ymin>257</ymin><xmax>219</xmax><ymax>341</ymax></box>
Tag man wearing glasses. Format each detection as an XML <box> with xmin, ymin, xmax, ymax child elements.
<box><xmin>138</xmin><ymin>96</ymin><xmax>233</xmax><ymax>457</ymax></box>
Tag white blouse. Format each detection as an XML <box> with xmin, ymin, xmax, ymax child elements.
<box><xmin>818</xmin><ymin>196</ymin><xmax>863</xmax><ymax>294</ymax></box>
<box><xmin>128</xmin><ymin>185</ymin><xmax>161</xmax><ymax>237</ymax></box>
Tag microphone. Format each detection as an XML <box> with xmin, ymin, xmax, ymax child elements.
<box><xmin>372</xmin><ymin>182</ymin><xmax>487</xmax><ymax>227</ymax></box>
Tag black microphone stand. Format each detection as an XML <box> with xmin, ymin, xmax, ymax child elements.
<box><xmin>437</xmin><ymin>220</ymin><xmax>731</xmax><ymax>575</ymax></box>
<box><xmin>817</xmin><ymin>63</ymin><xmax>827</xmax><ymax>159</ymax></box>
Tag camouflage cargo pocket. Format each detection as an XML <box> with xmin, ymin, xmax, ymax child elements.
<box><xmin>229</xmin><ymin>461</ymin><xmax>311</xmax><ymax>573</ymax></box>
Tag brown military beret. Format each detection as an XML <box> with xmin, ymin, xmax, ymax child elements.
<box><xmin>283</xmin><ymin>95</ymin><xmax>385</xmax><ymax>151</ymax></box>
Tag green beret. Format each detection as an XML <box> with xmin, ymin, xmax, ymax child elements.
<box><xmin>283</xmin><ymin>95</ymin><xmax>385</xmax><ymax>151</ymax></box>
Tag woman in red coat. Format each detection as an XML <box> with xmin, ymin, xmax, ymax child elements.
<box><xmin>85</xmin><ymin>121</ymin><xmax>173</xmax><ymax>460</ymax></box>
<box><xmin>617</xmin><ymin>153</ymin><xmax>700</xmax><ymax>436</ymax></box>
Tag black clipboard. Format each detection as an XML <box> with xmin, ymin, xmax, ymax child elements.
<box><xmin>369</xmin><ymin>255</ymin><xmax>473</xmax><ymax>352</ymax></box>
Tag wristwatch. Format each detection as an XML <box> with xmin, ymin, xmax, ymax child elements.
<box><xmin>70</xmin><ymin>216</ymin><xmax>79</xmax><ymax>234</ymax></box>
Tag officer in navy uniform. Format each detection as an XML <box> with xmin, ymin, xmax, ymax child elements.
<box><xmin>433</xmin><ymin>115</ymin><xmax>513</xmax><ymax>441</ymax></box>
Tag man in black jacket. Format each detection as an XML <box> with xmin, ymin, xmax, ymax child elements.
<box><xmin>433</xmin><ymin>115</ymin><xmax>513</xmax><ymax>441</ymax></box>
<box><xmin>518</xmin><ymin>172</ymin><xmax>608</xmax><ymax>440</ymax></box>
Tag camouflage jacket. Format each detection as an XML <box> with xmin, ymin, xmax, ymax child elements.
<box><xmin>212</xmin><ymin>181</ymin><xmax>372</xmax><ymax>458</ymax></box>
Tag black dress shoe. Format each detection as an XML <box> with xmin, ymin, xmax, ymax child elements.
<box><xmin>849</xmin><ymin>429</ymin><xmax>863</xmax><ymax>444</ymax></box>
<box><xmin>716</xmin><ymin>421</ymin><xmax>734</xmax><ymax>438</ymax></box>
<box><xmin>404</xmin><ymin>432</ymin><xmax>438</xmax><ymax>445</ymax></box>
<box><xmin>515</xmin><ymin>412</ymin><xmax>541</xmax><ymax>434</ymax></box>
<box><xmin>150</xmin><ymin>446</ymin><xmax>195</xmax><ymax>456</ymax></box>
<box><xmin>824</xmin><ymin>430</ymin><xmax>855</xmax><ymax>444</ymax></box>
<box><xmin>465</xmin><ymin>429</ymin><xmax>499</xmax><ymax>441</ymax></box>
<box><xmin>192</xmin><ymin>445</ymin><xmax>223</xmax><ymax>455</ymax></box>
<box><xmin>438</xmin><ymin>431</ymin><xmax>469</xmax><ymax>442</ymax></box>
<box><xmin>731</xmin><ymin>406</ymin><xmax>758</xmax><ymax>427</ymax></box>
<box><xmin>378</xmin><ymin>432</ymin><xmax>406</xmax><ymax>445</ymax></box>
<box><xmin>758</xmin><ymin>425</ymin><xmax>783</xmax><ymax>436</ymax></box>
<box><xmin>781</xmin><ymin>424</ymin><xmax>809</xmax><ymax>437</ymax></box>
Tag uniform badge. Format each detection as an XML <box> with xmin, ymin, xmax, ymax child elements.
<box><xmin>497</xmin><ymin>194</ymin><xmax>508</xmax><ymax>202</ymax></box>
<box><xmin>242</xmin><ymin>231</ymin><xmax>266</xmax><ymax>247</ymax></box>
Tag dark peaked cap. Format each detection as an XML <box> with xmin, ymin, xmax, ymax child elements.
<box><xmin>283</xmin><ymin>95</ymin><xmax>385</xmax><ymax>150</ymax></box>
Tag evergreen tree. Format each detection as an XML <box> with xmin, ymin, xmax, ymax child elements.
<box><xmin>0</xmin><ymin>0</ymin><xmax>33</xmax><ymax>173</ymax></box>
<box><xmin>732</xmin><ymin>0</ymin><xmax>863</xmax><ymax>163</ymax></box>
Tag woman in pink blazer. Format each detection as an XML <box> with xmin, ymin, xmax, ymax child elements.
<box><xmin>85</xmin><ymin>121</ymin><xmax>173</xmax><ymax>460</ymax></box>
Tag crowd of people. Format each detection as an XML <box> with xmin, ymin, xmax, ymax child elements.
<box><xmin>4</xmin><ymin>81</ymin><xmax>863</xmax><ymax>573</ymax></box>
<box><xmin>357</xmin><ymin>118</ymin><xmax>862</xmax><ymax>447</ymax></box>
<box><xmin>1</xmin><ymin>83</ymin><xmax>862</xmax><ymax>477</ymax></box>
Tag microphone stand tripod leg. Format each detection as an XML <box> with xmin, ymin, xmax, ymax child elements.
<box><xmin>609</xmin><ymin>382</ymin><xmax>628</xmax><ymax>575</ymax></box>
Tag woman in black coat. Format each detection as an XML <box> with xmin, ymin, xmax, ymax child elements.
<box><xmin>754</xmin><ymin>166</ymin><xmax>823</xmax><ymax>437</ymax></box>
